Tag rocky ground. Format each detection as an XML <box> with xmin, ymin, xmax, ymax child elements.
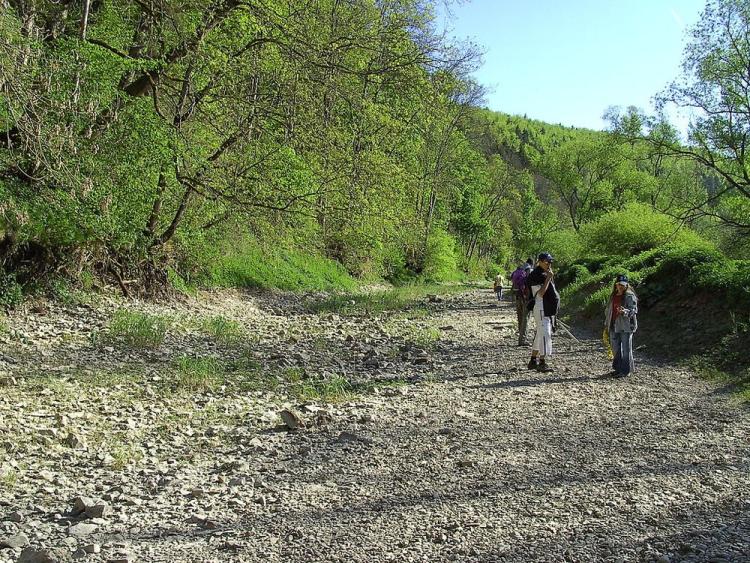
<box><xmin>0</xmin><ymin>287</ymin><xmax>748</xmax><ymax>563</ymax></box>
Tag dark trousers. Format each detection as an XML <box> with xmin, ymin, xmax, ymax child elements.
<box><xmin>513</xmin><ymin>290</ymin><xmax>529</xmax><ymax>345</ymax></box>
<box><xmin>611</xmin><ymin>331</ymin><xmax>634</xmax><ymax>375</ymax></box>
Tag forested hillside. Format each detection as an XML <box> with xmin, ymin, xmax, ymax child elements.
<box><xmin>0</xmin><ymin>0</ymin><xmax>494</xmax><ymax>293</ymax></box>
<box><xmin>2</xmin><ymin>0</ymin><xmax>750</xmax><ymax>347</ymax></box>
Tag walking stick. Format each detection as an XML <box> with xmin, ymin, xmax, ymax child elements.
<box><xmin>555</xmin><ymin>319</ymin><xmax>581</xmax><ymax>343</ymax></box>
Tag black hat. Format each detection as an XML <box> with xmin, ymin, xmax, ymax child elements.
<box><xmin>616</xmin><ymin>274</ymin><xmax>629</xmax><ymax>284</ymax></box>
<box><xmin>537</xmin><ymin>252</ymin><xmax>554</xmax><ymax>263</ymax></box>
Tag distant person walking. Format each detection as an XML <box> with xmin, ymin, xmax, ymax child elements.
<box><xmin>604</xmin><ymin>274</ymin><xmax>638</xmax><ymax>377</ymax></box>
<box><xmin>493</xmin><ymin>272</ymin><xmax>505</xmax><ymax>303</ymax></box>
<box><xmin>510</xmin><ymin>263</ymin><xmax>530</xmax><ymax>345</ymax></box>
<box><xmin>526</xmin><ymin>252</ymin><xmax>559</xmax><ymax>372</ymax></box>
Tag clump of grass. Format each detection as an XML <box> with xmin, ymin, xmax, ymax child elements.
<box><xmin>108</xmin><ymin>309</ymin><xmax>169</xmax><ymax>348</ymax></box>
<box><xmin>353</xmin><ymin>376</ymin><xmax>408</xmax><ymax>394</ymax></box>
<box><xmin>224</xmin><ymin>355</ymin><xmax>282</xmax><ymax>392</ymax></box>
<box><xmin>201</xmin><ymin>315</ymin><xmax>244</xmax><ymax>345</ymax></box>
<box><xmin>290</xmin><ymin>374</ymin><xmax>353</xmax><ymax>403</ymax></box>
<box><xmin>170</xmin><ymin>356</ymin><xmax>226</xmax><ymax>392</ymax></box>
<box><xmin>108</xmin><ymin>438</ymin><xmax>144</xmax><ymax>470</ymax></box>
<box><xmin>414</xmin><ymin>326</ymin><xmax>441</xmax><ymax>347</ymax></box>
<box><xmin>0</xmin><ymin>466</ymin><xmax>19</xmax><ymax>490</ymax></box>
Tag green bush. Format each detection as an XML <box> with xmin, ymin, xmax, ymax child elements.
<box><xmin>580</xmin><ymin>203</ymin><xmax>679</xmax><ymax>256</ymax></box>
<box><xmin>421</xmin><ymin>229</ymin><xmax>461</xmax><ymax>282</ymax></box>
<box><xmin>546</xmin><ymin>228</ymin><xmax>583</xmax><ymax>266</ymax></box>
<box><xmin>0</xmin><ymin>271</ymin><xmax>23</xmax><ymax>309</ymax></box>
<box><xmin>559</xmin><ymin>229</ymin><xmax>721</xmax><ymax>318</ymax></box>
<box><xmin>691</xmin><ymin>259</ymin><xmax>750</xmax><ymax>307</ymax></box>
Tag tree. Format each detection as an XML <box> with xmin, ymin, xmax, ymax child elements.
<box><xmin>657</xmin><ymin>0</ymin><xmax>750</xmax><ymax>231</ymax></box>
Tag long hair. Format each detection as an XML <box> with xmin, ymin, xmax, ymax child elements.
<box><xmin>609</xmin><ymin>282</ymin><xmax>638</xmax><ymax>301</ymax></box>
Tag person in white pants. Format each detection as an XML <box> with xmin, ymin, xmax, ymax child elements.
<box><xmin>526</xmin><ymin>252</ymin><xmax>558</xmax><ymax>373</ymax></box>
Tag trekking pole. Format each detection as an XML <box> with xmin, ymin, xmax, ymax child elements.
<box><xmin>555</xmin><ymin>319</ymin><xmax>580</xmax><ymax>343</ymax></box>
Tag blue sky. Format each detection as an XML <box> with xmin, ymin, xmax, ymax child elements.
<box><xmin>439</xmin><ymin>0</ymin><xmax>707</xmax><ymax>130</ymax></box>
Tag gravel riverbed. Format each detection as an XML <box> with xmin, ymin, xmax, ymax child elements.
<box><xmin>0</xmin><ymin>287</ymin><xmax>748</xmax><ymax>562</ymax></box>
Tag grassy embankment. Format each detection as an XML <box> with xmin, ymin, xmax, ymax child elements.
<box><xmin>555</xmin><ymin>215</ymin><xmax>750</xmax><ymax>401</ymax></box>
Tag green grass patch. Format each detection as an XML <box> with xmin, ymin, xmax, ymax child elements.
<box><xmin>108</xmin><ymin>309</ymin><xmax>169</xmax><ymax>348</ymax></box>
<box><xmin>195</xmin><ymin>239</ymin><xmax>357</xmax><ymax>292</ymax></box>
<box><xmin>0</xmin><ymin>465</ymin><xmax>19</xmax><ymax>490</ymax></box>
<box><xmin>107</xmin><ymin>435</ymin><xmax>144</xmax><ymax>470</ymax></box>
<box><xmin>289</xmin><ymin>374</ymin><xmax>353</xmax><ymax>403</ymax></box>
<box><xmin>201</xmin><ymin>315</ymin><xmax>245</xmax><ymax>345</ymax></box>
<box><xmin>169</xmin><ymin>356</ymin><xmax>226</xmax><ymax>393</ymax></box>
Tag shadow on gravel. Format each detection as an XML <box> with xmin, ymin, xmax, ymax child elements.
<box><xmin>471</xmin><ymin>375</ymin><xmax>598</xmax><ymax>389</ymax></box>
<box><xmin>474</xmin><ymin>495</ymin><xmax>750</xmax><ymax>563</ymax></box>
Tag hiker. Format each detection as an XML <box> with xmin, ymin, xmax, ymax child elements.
<box><xmin>526</xmin><ymin>252</ymin><xmax>559</xmax><ymax>372</ymax></box>
<box><xmin>493</xmin><ymin>272</ymin><xmax>505</xmax><ymax>303</ymax></box>
<box><xmin>604</xmin><ymin>274</ymin><xmax>638</xmax><ymax>377</ymax></box>
<box><xmin>510</xmin><ymin>263</ymin><xmax>530</xmax><ymax>345</ymax></box>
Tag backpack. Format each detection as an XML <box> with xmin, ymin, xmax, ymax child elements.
<box><xmin>510</xmin><ymin>268</ymin><xmax>527</xmax><ymax>291</ymax></box>
<box><xmin>526</xmin><ymin>272</ymin><xmax>560</xmax><ymax>316</ymax></box>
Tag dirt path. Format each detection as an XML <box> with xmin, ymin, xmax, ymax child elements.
<box><xmin>0</xmin><ymin>288</ymin><xmax>748</xmax><ymax>562</ymax></box>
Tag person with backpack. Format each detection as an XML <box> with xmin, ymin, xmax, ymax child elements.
<box><xmin>526</xmin><ymin>252</ymin><xmax>560</xmax><ymax>372</ymax></box>
<box><xmin>604</xmin><ymin>274</ymin><xmax>638</xmax><ymax>377</ymax></box>
<box><xmin>510</xmin><ymin>263</ymin><xmax>530</xmax><ymax>345</ymax></box>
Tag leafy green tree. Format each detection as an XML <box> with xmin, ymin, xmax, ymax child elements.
<box><xmin>657</xmin><ymin>0</ymin><xmax>750</xmax><ymax>231</ymax></box>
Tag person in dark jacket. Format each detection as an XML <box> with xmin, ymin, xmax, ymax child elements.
<box><xmin>526</xmin><ymin>252</ymin><xmax>560</xmax><ymax>372</ymax></box>
<box><xmin>510</xmin><ymin>264</ymin><xmax>530</xmax><ymax>344</ymax></box>
<box><xmin>604</xmin><ymin>274</ymin><xmax>638</xmax><ymax>377</ymax></box>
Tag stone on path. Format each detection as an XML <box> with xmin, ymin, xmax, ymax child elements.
<box><xmin>17</xmin><ymin>548</ymin><xmax>57</xmax><ymax>563</ymax></box>
<box><xmin>0</xmin><ymin>532</ymin><xmax>29</xmax><ymax>548</ymax></box>
<box><xmin>68</xmin><ymin>522</ymin><xmax>97</xmax><ymax>537</ymax></box>
<box><xmin>280</xmin><ymin>409</ymin><xmax>304</xmax><ymax>430</ymax></box>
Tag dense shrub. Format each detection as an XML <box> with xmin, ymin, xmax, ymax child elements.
<box><xmin>560</xmin><ymin>231</ymin><xmax>722</xmax><ymax>318</ymax></box>
<box><xmin>580</xmin><ymin>203</ymin><xmax>678</xmax><ymax>256</ymax></box>
<box><xmin>0</xmin><ymin>271</ymin><xmax>23</xmax><ymax>309</ymax></box>
<box><xmin>691</xmin><ymin>259</ymin><xmax>750</xmax><ymax>307</ymax></box>
<box><xmin>545</xmin><ymin>228</ymin><xmax>583</xmax><ymax>267</ymax></box>
<box><xmin>421</xmin><ymin>229</ymin><xmax>461</xmax><ymax>282</ymax></box>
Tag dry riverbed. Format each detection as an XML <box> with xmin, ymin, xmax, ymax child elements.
<box><xmin>0</xmin><ymin>287</ymin><xmax>748</xmax><ymax>563</ymax></box>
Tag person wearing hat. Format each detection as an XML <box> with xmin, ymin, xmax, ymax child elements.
<box><xmin>604</xmin><ymin>274</ymin><xmax>638</xmax><ymax>377</ymax></box>
<box><xmin>525</xmin><ymin>252</ymin><xmax>560</xmax><ymax>372</ymax></box>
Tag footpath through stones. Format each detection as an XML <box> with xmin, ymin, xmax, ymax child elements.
<box><xmin>0</xmin><ymin>287</ymin><xmax>748</xmax><ymax>563</ymax></box>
